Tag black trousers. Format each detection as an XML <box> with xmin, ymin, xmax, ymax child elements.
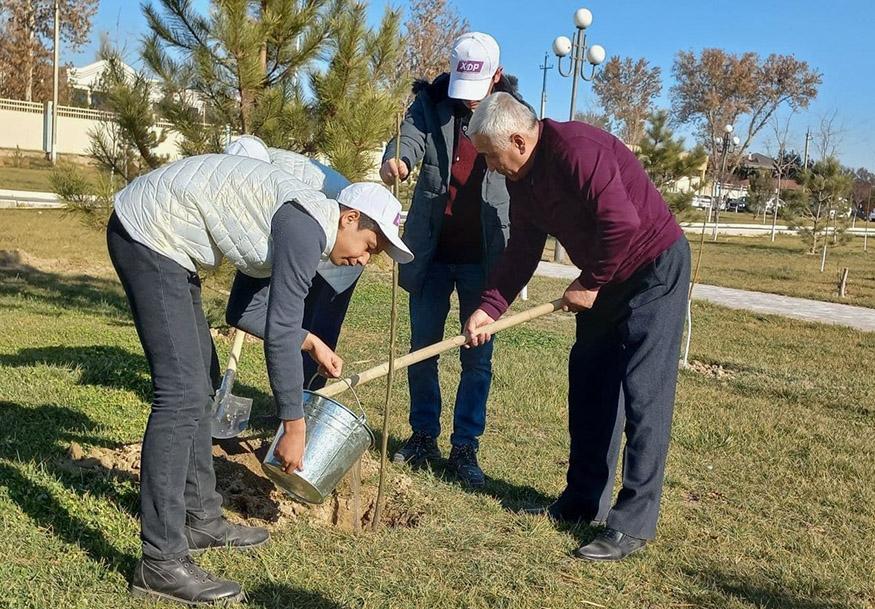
<box><xmin>225</xmin><ymin>271</ymin><xmax>357</xmax><ymax>390</ymax></box>
<box><xmin>107</xmin><ymin>214</ymin><xmax>224</xmax><ymax>560</ymax></box>
<box><xmin>565</xmin><ymin>237</ymin><xmax>690</xmax><ymax>539</ymax></box>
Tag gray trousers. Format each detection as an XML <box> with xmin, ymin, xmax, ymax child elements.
<box><xmin>107</xmin><ymin>214</ymin><xmax>224</xmax><ymax>560</ymax></box>
<box><xmin>565</xmin><ymin>237</ymin><xmax>690</xmax><ymax>539</ymax></box>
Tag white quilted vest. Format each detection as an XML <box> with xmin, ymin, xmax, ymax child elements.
<box><xmin>113</xmin><ymin>154</ymin><xmax>339</xmax><ymax>278</ymax></box>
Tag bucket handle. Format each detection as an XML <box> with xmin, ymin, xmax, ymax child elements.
<box><xmin>307</xmin><ymin>374</ymin><xmax>366</xmax><ymax>421</ymax></box>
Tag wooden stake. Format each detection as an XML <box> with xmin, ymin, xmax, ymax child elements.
<box><xmin>371</xmin><ymin>112</ymin><xmax>402</xmax><ymax>531</ymax></box>
<box><xmin>838</xmin><ymin>267</ymin><xmax>849</xmax><ymax>298</ymax></box>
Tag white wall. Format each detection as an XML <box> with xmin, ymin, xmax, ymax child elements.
<box><xmin>0</xmin><ymin>98</ymin><xmax>182</xmax><ymax>160</ymax></box>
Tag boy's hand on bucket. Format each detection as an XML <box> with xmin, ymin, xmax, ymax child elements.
<box><xmin>464</xmin><ymin>308</ymin><xmax>496</xmax><ymax>348</ymax></box>
<box><xmin>276</xmin><ymin>418</ymin><xmax>306</xmax><ymax>473</ymax></box>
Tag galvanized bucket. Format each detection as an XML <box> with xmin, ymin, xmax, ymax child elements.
<box><xmin>261</xmin><ymin>382</ymin><xmax>374</xmax><ymax>504</ymax></box>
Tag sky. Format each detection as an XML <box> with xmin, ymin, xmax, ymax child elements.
<box><xmin>69</xmin><ymin>0</ymin><xmax>875</xmax><ymax>171</ymax></box>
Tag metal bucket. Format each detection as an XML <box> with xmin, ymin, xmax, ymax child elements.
<box><xmin>261</xmin><ymin>383</ymin><xmax>374</xmax><ymax>504</ymax></box>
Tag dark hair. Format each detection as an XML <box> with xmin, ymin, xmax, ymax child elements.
<box><xmin>339</xmin><ymin>204</ymin><xmax>380</xmax><ymax>232</ymax></box>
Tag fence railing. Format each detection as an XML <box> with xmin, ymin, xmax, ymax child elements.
<box><xmin>0</xmin><ymin>98</ymin><xmax>177</xmax><ymax>126</ymax></box>
<box><xmin>0</xmin><ymin>98</ymin><xmax>43</xmax><ymax>114</ymax></box>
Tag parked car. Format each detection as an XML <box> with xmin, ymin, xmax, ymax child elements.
<box><xmin>869</xmin><ymin>208</ymin><xmax>875</xmax><ymax>222</ymax></box>
<box><xmin>726</xmin><ymin>197</ymin><xmax>749</xmax><ymax>212</ymax></box>
<box><xmin>691</xmin><ymin>195</ymin><xmax>712</xmax><ymax>209</ymax></box>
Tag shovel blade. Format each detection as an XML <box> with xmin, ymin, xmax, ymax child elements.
<box><xmin>211</xmin><ymin>394</ymin><xmax>254</xmax><ymax>439</ymax></box>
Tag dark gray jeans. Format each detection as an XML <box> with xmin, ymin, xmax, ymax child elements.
<box><xmin>565</xmin><ymin>237</ymin><xmax>690</xmax><ymax>539</ymax></box>
<box><xmin>107</xmin><ymin>213</ymin><xmax>223</xmax><ymax>560</ymax></box>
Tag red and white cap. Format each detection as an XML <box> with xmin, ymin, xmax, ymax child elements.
<box><xmin>447</xmin><ymin>32</ymin><xmax>500</xmax><ymax>101</ymax></box>
<box><xmin>336</xmin><ymin>183</ymin><xmax>414</xmax><ymax>264</ymax></box>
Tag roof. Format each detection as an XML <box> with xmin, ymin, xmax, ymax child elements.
<box><xmin>743</xmin><ymin>152</ymin><xmax>775</xmax><ymax>170</ymax></box>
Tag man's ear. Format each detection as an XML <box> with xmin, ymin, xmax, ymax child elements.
<box><xmin>339</xmin><ymin>208</ymin><xmax>360</xmax><ymax>228</ymax></box>
<box><xmin>511</xmin><ymin>133</ymin><xmax>526</xmax><ymax>154</ymax></box>
<box><xmin>492</xmin><ymin>67</ymin><xmax>504</xmax><ymax>85</ymax></box>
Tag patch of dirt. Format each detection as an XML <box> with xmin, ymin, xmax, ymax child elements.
<box><xmin>62</xmin><ymin>438</ymin><xmax>428</xmax><ymax>531</ymax></box>
<box><xmin>684</xmin><ymin>489</ymin><xmax>726</xmax><ymax>504</ymax></box>
<box><xmin>685</xmin><ymin>359</ymin><xmax>737</xmax><ymax>380</ymax></box>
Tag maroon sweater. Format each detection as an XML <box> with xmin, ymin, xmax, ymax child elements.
<box><xmin>479</xmin><ymin>119</ymin><xmax>683</xmax><ymax>319</ymax></box>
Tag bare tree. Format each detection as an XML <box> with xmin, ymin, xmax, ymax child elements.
<box><xmin>574</xmin><ymin>110</ymin><xmax>611</xmax><ymax>132</ymax></box>
<box><xmin>813</xmin><ymin>110</ymin><xmax>845</xmax><ymax>161</ymax></box>
<box><xmin>0</xmin><ymin>0</ymin><xmax>98</xmax><ymax>102</ymax></box>
<box><xmin>671</xmin><ymin>49</ymin><xmax>820</xmax><ymax>176</ymax></box>
<box><xmin>403</xmin><ymin>0</ymin><xmax>467</xmax><ymax>82</ymax></box>
<box><xmin>764</xmin><ymin>113</ymin><xmax>797</xmax><ymax>239</ymax></box>
<box><xmin>592</xmin><ymin>56</ymin><xmax>661</xmax><ymax>147</ymax></box>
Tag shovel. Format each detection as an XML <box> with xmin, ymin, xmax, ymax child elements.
<box><xmin>211</xmin><ymin>329</ymin><xmax>253</xmax><ymax>439</ymax></box>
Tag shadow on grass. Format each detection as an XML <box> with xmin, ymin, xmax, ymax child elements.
<box><xmin>684</xmin><ymin>562</ymin><xmax>852</xmax><ymax>609</ymax></box>
<box><xmin>369</xmin><ymin>430</ymin><xmax>557</xmax><ymax>511</ymax></box>
<box><xmin>0</xmin><ymin>400</ymin><xmax>138</xmax><ymax>574</ymax></box>
<box><xmin>0</xmin><ymin>256</ymin><xmax>129</xmax><ymax>318</ymax></box>
<box><xmin>245</xmin><ymin>582</ymin><xmax>346</xmax><ymax>609</ymax></box>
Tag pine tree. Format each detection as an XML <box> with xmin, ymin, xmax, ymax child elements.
<box><xmin>635</xmin><ymin>110</ymin><xmax>707</xmax><ymax>214</ymax></box>
<box><xmin>142</xmin><ymin>0</ymin><xmax>408</xmax><ymax>178</ymax></box>
<box><xmin>142</xmin><ymin>0</ymin><xmax>339</xmax><ymax>147</ymax></box>
<box><xmin>789</xmin><ymin>158</ymin><xmax>853</xmax><ymax>254</ymax></box>
<box><xmin>88</xmin><ymin>43</ymin><xmax>167</xmax><ymax>180</ymax></box>
<box><xmin>310</xmin><ymin>3</ymin><xmax>407</xmax><ymax>179</ymax></box>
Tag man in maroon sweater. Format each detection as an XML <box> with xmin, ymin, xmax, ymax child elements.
<box><xmin>464</xmin><ymin>92</ymin><xmax>690</xmax><ymax>561</ymax></box>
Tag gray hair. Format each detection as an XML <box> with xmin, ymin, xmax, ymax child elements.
<box><xmin>468</xmin><ymin>92</ymin><xmax>538</xmax><ymax>149</ymax></box>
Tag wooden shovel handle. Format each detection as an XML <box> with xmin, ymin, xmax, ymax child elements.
<box><xmin>226</xmin><ymin>329</ymin><xmax>247</xmax><ymax>373</ymax></box>
<box><xmin>317</xmin><ymin>298</ymin><xmax>563</xmax><ymax>399</ymax></box>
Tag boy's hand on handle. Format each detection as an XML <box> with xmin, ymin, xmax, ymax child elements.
<box><xmin>464</xmin><ymin>308</ymin><xmax>496</xmax><ymax>348</ymax></box>
<box><xmin>379</xmin><ymin>158</ymin><xmax>409</xmax><ymax>185</ymax></box>
<box><xmin>304</xmin><ymin>334</ymin><xmax>344</xmax><ymax>378</ymax></box>
<box><xmin>562</xmin><ymin>279</ymin><xmax>599</xmax><ymax>312</ymax></box>
<box><xmin>275</xmin><ymin>418</ymin><xmax>306</xmax><ymax>474</ymax></box>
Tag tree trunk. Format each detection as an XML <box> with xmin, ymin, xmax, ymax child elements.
<box><xmin>24</xmin><ymin>0</ymin><xmax>36</xmax><ymax>102</ymax></box>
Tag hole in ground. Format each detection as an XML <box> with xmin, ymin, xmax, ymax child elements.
<box><xmin>62</xmin><ymin>437</ymin><xmax>428</xmax><ymax>531</ymax></box>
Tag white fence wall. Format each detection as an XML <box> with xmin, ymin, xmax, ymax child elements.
<box><xmin>0</xmin><ymin>98</ymin><xmax>182</xmax><ymax>159</ymax></box>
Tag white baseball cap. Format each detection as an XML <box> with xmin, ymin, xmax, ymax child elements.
<box><xmin>336</xmin><ymin>182</ymin><xmax>414</xmax><ymax>264</ymax></box>
<box><xmin>448</xmin><ymin>32</ymin><xmax>500</xmax><ymax>101</ymax></box>
<box><xmin>224</xmin><ymin>135</ymin><xmax>271</xmax><ymax>164</ymax></box>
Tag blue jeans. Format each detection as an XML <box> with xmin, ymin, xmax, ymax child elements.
<box><xmin>407</xmin><ymin>263</ymin><xmax>493</xmax><ymax>448</ymax></box>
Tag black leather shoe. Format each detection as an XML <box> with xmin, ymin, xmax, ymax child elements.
<box><xmin>186</xmin><ymin>517</ymin><xmax>270</xmax><ymax>554</ymax></box>
<box><xmin>392</xmin><ymin>432</ymin><xmax>441</xmax><ymax>468</ymax></box>
<box><xmin>130</xmin><ymin>555</ymin><xmax>244</xmax><ymax>606</ymax></box>
<box><xmin>573</xmin><ymin>527</ymin><xmax>647</xmax><ymax>561</ymax></box>
<box><xmin>447</xmin><ymin>444</ymin><xmax>485</xmax><ymax>488</ymax></box>
<box><xmin>520</xmin><ymin>499</ymin><xmax>594</xmax><ymax>525</ymax></box>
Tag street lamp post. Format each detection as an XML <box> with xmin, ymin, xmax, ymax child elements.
<box><xmin>711</xmin><ymin>124</ymin><xmax>739</xmax><ymax>241</ymax></box>
<box><xmin>50</xmin><ymin>0</ymin><xmax>60</xmax><ymax>165</ymax></box>
<box><xmin>551</xmin><ymin>8</ymin><xmax>605</xmax><ymax>263</ymax></box>
<box><xmin>538</xmin><ymin>51</ymin><xmax>553</xmax><ymax>120</ymax></box>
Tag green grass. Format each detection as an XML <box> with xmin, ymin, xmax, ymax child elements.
<box><xmin>544</xmin><ymin>230</ymin><xmax>875</xmax><ymax>309</ymax></box>
<box><xmin>691</xmin><ymin>234</ymin><xmax>875</xmax><ymax>309</ymax></box>
<box><xmin>1</xmin><ymin>211</ymin><xmax>874</xmax><ymax>608</ymax></box>
<box><xmin>0</xmin><ymin>161</ymin><xmax>102</xmax><ymax>193</ymax></box>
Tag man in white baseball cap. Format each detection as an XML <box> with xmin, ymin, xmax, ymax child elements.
<box><xmin>379</xmin><ymin>32</ymin><xmax>529</xmax><ymax>489</ymax></box>
<box><xmin>447</xmin><ymin>32</ymin><xmax>502</xmax><ymax>104</ymax></box>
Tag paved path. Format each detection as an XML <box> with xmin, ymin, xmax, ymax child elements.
<box><xmin>534</xmin><ymin>261</ymin><xmax>875</xmax><ymax>333</ymax></box>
